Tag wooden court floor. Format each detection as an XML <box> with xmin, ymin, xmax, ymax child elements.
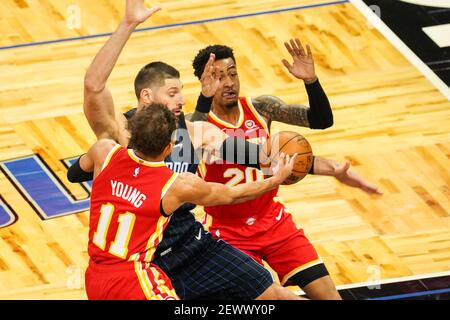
<box><xmin>0</xmin><ymin>0</ymin><xmax>449</xmax><ymax>299</ymax></box>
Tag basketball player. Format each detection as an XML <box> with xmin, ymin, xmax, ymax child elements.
<box><xmin>192</xmin><ymin>42</ymin><xmax>383</xmax><ymax>300</ymax></box>
<box><xmin>83</xmin><ymin>103</ymin><xmax>296</xmax><ymax>300</ymax></box>
<box><xmin>70</xmin><ymin>0</ymin><xmax>302</xmax><ymax>300</ymax></box>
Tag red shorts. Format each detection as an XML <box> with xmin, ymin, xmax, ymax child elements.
<box><xmin>209</xmin><ymin>211</ymin><xmax>323</xmax><ymax>286</ymax></box>
<box><xmin>85</xmin><ymin>260</ymin><xmax>179</xmax><ymax>300</ymax></box>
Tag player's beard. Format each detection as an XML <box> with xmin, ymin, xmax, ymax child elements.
<box><xmin>223</xmin><ymin>99</ymin><xmax>238</xmax><ymax>109</ymax></box>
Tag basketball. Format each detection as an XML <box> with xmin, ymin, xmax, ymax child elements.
<box><xmin>269</xmin><ymin>131</ymin><xmax>313</xmax><ymax>185</ymax></box>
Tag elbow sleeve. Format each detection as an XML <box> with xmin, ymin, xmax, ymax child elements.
<box><xmin>67</xmin><ymin>156</ymin><xmax>94</xmax><ymax>183</ymax></box>
<box><xmin>195</xmin><ymin>93</ymin><xmax>213</xmax><ymax>113</ymax></box>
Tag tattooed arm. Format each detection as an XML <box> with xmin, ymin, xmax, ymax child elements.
<box><xmin>252</xmin><ymin>81</ymin><xmax>333</xmax><ymax>129</ymax></box>
<box><xmin>252</xmin><ymin>95</ymin><xmax>310</xmax><ymax>127</ymax></box>
<box><xmin>188</xmin><ymin>110</ymin><xmax>209</xmax><ymax>122</ymax></box>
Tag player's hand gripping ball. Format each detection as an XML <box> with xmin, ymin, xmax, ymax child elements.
<box><xmin>261</xmin><ymin>131</ymin><xmax>314</xmax><ymax>185</ymax></box>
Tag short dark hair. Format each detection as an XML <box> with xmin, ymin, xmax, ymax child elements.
<box><xmin>192</xmin><ymin>45</ymin><xmax>236</xmax><ymax>79</ymax></box>
<box><xmin>128</xmin><ymin>103</ymin><xmax>177</xmax><ymax>157</ymax></box>
<box><xmin>134</xmin><ymin>62</ymin><xmax>180</xmax><ymax>99</ymax></box>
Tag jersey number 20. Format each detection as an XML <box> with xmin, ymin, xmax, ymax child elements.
<box><xmin>224</xmin><ymin>167</ymin><xmax>264</xmax><ymax>187</ymax></box>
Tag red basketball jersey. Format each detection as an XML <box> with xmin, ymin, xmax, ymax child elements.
<box><xmin>202</xmin><ymin>97</ymin><xmax>284</xmax><ymax>238</ymax></box>
<box><xmin>88</xmin><ymin>145</ymin><xmax>178</xmax><ymax>266</ymax></box>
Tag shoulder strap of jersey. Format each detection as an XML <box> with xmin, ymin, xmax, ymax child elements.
<box><xmin>101</xmin><ymin>144</ymin><xmax>123</xmax><ymax>171</ymax></box>
<box><xmin>238</xmin><ymin>96</ymin><xmax>249</xmax><ymax>110</ymax></box>
<box><xmin>161</xmin><ymin>172</ymin><xmax>179</xmax><ymax>200</ymax></box>
<box><xmin>240</xmin><ymin>97</ymin><xmax>269</xmax><ymax>133</ymax></box>
<box><xmin>159</xmin><ymin>170</ymin><xmax>180</xmax><ymax>217</ymax></box>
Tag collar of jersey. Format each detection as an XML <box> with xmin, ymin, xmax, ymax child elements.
<box><xmin>209</xmin><ymin>99</ymin><xmax>244</xmax><ymax>128</ymax></box>
<box><xmin>128</xmin><ymin>149</ymin><xmax>167</xmax><ymax>167</ymax></box>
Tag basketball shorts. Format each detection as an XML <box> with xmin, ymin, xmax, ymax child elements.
<box><xmin>85</xmin><ymin>260</ymin><xmax>178</xmax><ymax>300</ymax></box>
<box><xmin>210</xmin><ymin>211</ymin><xmax>329</xmax><ymax>287</ymax></box>
<box><xmin>152</xmin><ymin>220</ymin><xmax>274</xmax><ymax>300</ymax></box>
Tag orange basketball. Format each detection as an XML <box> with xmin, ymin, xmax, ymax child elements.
<box><xmin>269</xmin><ymin>131</ymin><xmax>314</xmax><ymax>185</ymax></box>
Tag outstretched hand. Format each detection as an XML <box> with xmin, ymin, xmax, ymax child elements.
<box><xmin>272</xmin><ymin>153</ymin><xmax>298</xmax><ymax>184</ymax></box>
<box><xmin>124</xmin><ymin>0</ymin><xmax>161</xmax><ymax>25</ymax></box>
<box><xmin>334</xmin><ymin>161</ymin><xmax>383</xmax><ymax>195</ymax></box>
<box><xmin>282</xmin><ymin>38</ymin><xmax>317</xmax><ymax>83</ymax></box>
<box><xmin>201</xmin><ymin>53</ymin><xmax>220</xmax><ymax>97</ymax></box>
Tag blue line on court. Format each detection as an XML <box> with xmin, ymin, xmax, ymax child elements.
<box><xmin>367</xmin><ymin>288</ymin><xmax>450</xmax><ymax>300</ymax></box>
<box><xmin>0</xmin><ymin>0</ymin><xmax>349</xmax><ymax>51</ymax></box>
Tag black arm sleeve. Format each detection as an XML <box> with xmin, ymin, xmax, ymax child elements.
<box><xmin>67</xmin><ymin>156</ymin><xmax>94</xmax><ymax>183</ymax></box>
<box><xmin>189</xmin><ymin>93</ymin><xmax>213</xmax><ymax>122</ymax></box>
<box><xmin>219</xmin><ymin>137</ymin><xmax>261</xmax><ymax>169</ymax></box>
<box><xmin>305</xmin><ymin>79</ymin><xmax>333</xmax><ymax>129</ymax></box>
<box><xmin>220</xmin><ymin>137</ymin><xmax>314</xmax><ymax>172</ymax></box>
<box><xmin>196</xmin><ymin>93</ymin><xmax>213</xmax><ymax>113</ymax></box>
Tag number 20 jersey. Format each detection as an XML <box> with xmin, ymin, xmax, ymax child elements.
<box><xmin>202</xmin><ymin>97</ymin><xmax>283</xmax><ymax>238</ymax></box>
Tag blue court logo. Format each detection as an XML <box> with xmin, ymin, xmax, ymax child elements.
<box><xmin>0</xmin><ymin>154</ymin><xmax>91</xmax><ymax>228</ymax></box>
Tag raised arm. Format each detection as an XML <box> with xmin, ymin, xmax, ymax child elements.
<box><xmin>83</xmin><ymin>0</ymin><xmax>160</xmax><ymax>142</ymax></box>
<box><xmin>186</xmin><ymin>53</ymin><xmax>220</xmax><ymax>122</ymax></box>
<box><xmin>161</xmin><ymin>153</ymin><xmax>295</xmax><ymax>214</ymax></box>
<box><xmin>252</xmin><ymin>95</ymin><xmax>310</xmax><ymax>127</ymax></box>
<box><xmin>252</xmin><ymin>38</ymin><xmax>332</xmax><ymax>129</ymax></box>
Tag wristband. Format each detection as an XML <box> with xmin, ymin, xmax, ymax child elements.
<box><xmin>196</xmin><ymin>93</ymin><xmax>213</xmax><ymax>113</ymax></box>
